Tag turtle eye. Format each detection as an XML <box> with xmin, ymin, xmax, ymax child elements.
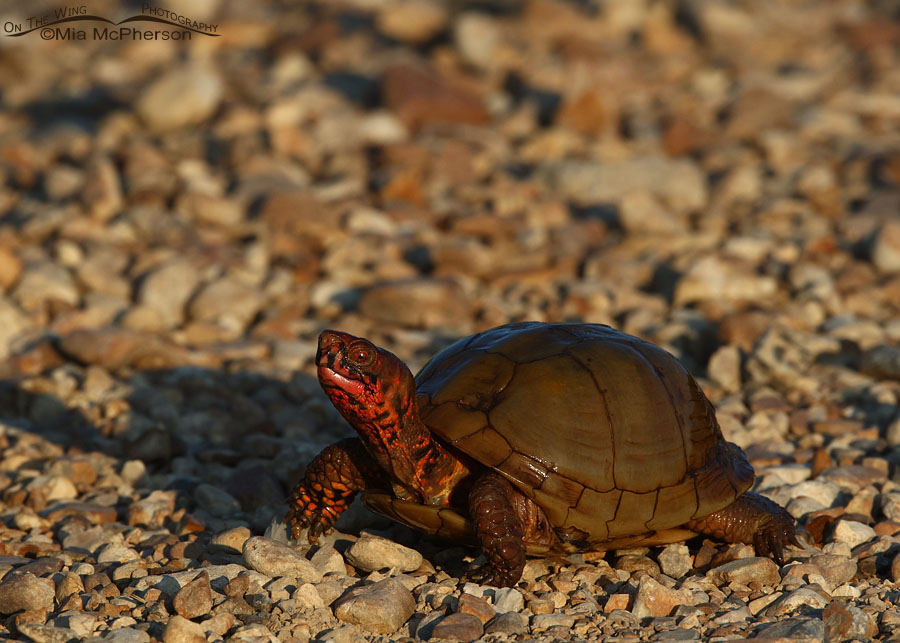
<box><xmin>348</xmin><ymin>342</ymin><xmax>375</xmax><ymax>367</ymax></box>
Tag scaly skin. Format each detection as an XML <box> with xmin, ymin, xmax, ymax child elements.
<box><xmin>468</xmin><ymin>473</ymin><xmax>527</xmax><ymax>587</ymax></box>
<box><xmin>685</xmin><ymin>491</ymin><xmax>800</xmax><ymax>564</ymax></box>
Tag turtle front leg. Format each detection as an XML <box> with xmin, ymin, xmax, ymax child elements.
<box><xmin>285</xmin><ymin>437</ymin><xmax>385</xmax><ymax>543</ymax></box>
<box><xmin>685</xmin><ymin>491</ymin><xmax>800</xmax><ymax>564</ymax></box>
<box><xmin>468</xmin><ymin>473</ymin><xmax>526</xmax><ymax>587</ymax></box>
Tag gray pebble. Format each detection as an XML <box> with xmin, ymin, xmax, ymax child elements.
<box><xmin>333</xmin><ymin>578</ymin><xmax>415</xmax><ymax>634</ymax></box>
<box><xmin>492</xmin><ymin>587</ymin><xmax>524</xmax><ymax>613</ymax></box>
<box><xmin>136</xmin><ymin>65</ymin><xmax>223</xmax><ymax>132</ymax></box>
<box><xmin>344</xmin><ymin>533</ymin><xmax>422</xmax><ymax>573</ymax></box>
<box><xmin>242</xmin><ymin>536</ymin><xmax>322</xmax><ymax>583</ymax></box>
<box><xmin>484</xmin><ymin>611</ymin><xmax>525</xmax><ymax>635</ymax></box>
<box><xmin>0</xmin><ymin>572</ymin><xmax>55</xmax><ymax>614</ymax></box>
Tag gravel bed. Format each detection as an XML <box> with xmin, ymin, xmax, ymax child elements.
<box><xmin>1</xmin><ymin>0</ymin><xmax>900</xmax><ymax>641</ymax></box>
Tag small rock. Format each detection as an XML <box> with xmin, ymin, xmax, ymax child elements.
<box><xmin>163</xmin><ymin>614</ymin><xmax>207</xmax><ymax>643</ymax></box>
<box><xmin>179</xmin><ymin>193</ymin><xmax>244</xmax><ymax>228</ymax></box>
<box><xmin>832</xmin><ymin>520</ymin><xmax>876</xmax><ymax>548</ymax></box>
<box><xmin>755</xmin><ymin>617</ymin><xmax>826</xmax><ymax>640</ymax></box>
<box><xmin>861</xmin><ymin>344</ymin><xmax>900</xmax><ymax>381</ymax></box>
<box><xmin>892</xmin><ymin>550</ymin><xmax>900</xmax><ymax>582</ymax></box>
<box><xmin>188</xmin><ymin>277</ymin><xmax>265</xmax><ymax>333</ymax></box>
<box><xmin>13</xmin><ymin>261</ymin><xmax>79</xmax><ymax>310</ymax></box>
<box><xmin>383</xmin><ymin>62</ymin><xmax>489</xmax><ymax>128</ymax></box>
<box><xmin>173</xmin><ymin>571</ymin><xmax>213</xmax><ymax>619</ymax></box>
<box><xmin>605</xmin><ymin>593</ymin><xmax>631</xmax><ymax>612</ymax></box>
<box><xmin>675</xmin><ymin>255</ymin><xmax>777</xmax><ymax>305</ymax></box>
<box><xmin>615</xmin><ymin>554</ymin><xmax>660</xmax><ymax>577</ymax></box>
<box><xmin>454</xmin><ymin>12</ymin><xmax>499</xmax><ymax>69</ymax></box>
<box><xmin>788</xmin><ymin>479</ymin><xmax>841</xmax><ymax>508</ymax></box>
<box><xmin>708</xmin><ymin>557</ymin><xmax>781</xmax><ymax>586</ymax></box>
<box><xmin>82</xmin><ymin>157</ymin><xmax>124</xmax><ymax>222</ymax></box>
<box><xmin>631</xmin><ymin>576</ymin><xmax>693</xmax><ymax>618</ymax></box>
<box><xmin>886</xmin><ymin>415</ymin><xmax>900</xmax><ymax>447</ymax></box>
<box><xmin>138</xmin><ymin>259</ymin><xmax>201</xmax><ymax>329</ymax></box>
<box><xmin>358</xmin><ymin>112</ymin><xmax>408</xmax><ymax>146</ymax></box>
<box><xmin>0</xmin><ymin>297</ymin><xmax>28</xmax><ymax>360</ymax></box>
<box><xmin>457</xmin><ymin>593</ymin><xmax>495</xmax><ymax>624</ymax></box>
<box><xmin>194</xmin><ymin>484</ymin><xmax>242</xmax><ymax>518</ymax></box>
<box><xmin>657</xmin><ymin>543</ymin><xmax>692</xmax><ymax>579</ymax></box>
<box><xmin>200</xmin><ymin>613</ymin><xmax>235</xmax><ymax>637</ymax></box>
<box><xmin>823</xmin><ymin>601</ymin><xmax>877</xmax><ymax>640</ymax></box>
<box><xmin>333</xmin><ymin>578</ymin><xmax>415</xmax><ymax>634</ymax></box>
<box><xmin>531</xmin><ymin>613</ymin><xmax>575</xmax><ymax>630</ymax></box>
<box><xmin>137</xmin><ymin>65</ymin><xmax>224</xmax><ymax>132</ymax></box>
<box><xmin>54</xmin><ymin>572</ymin><xmax>85</xmax><ymax>603</ymax></box>
<box><xmin>545</xmin><ymin>156</ymin><xmax>707</xmax><ymax>214</ymax></box>
<box><xmin>58</xmin><ymin>328</ymin><xmax>216</xmax><ymax>370</ymax></box>
<box><xmin>618</xmin><ymin>190</ymin><xmax>686</xmax><ymax>235</ymax></box>
<box><xmin>766</xmin><ymin>587</ymin><xmax>830</xmax><ymax>616</ymax></box>
<box><xmin>708</xmin><ymin>344</ymin><xmax>742</xmax><ymax>392</ymax></box>
<box><xmin>16</xmin><ymin>624</ymin><xmax>79</xmax><ymax>643</ymax></box>
<box><xmin>0</xmin><ymin>573</ymin><xmax>55</xmax><ymax>614</ymax></box>
<box><xmin>712</xmin><ymin>604</ymin><xmax>752</xmax><ymax>625</ymax></box>
<box><xmin>872</xmin><ymin>220</ymin><xmax>900</xmax><ymax>274</ymax></box>
<box><xmin>430</xmin><ymin>612</ymin><xmax>484</xmax><ymax>641</ymax></box>
<box><xmin>484</xmin><ymin>611</ymin><xmax>525</xmax><ymax>635</ymax></box>
<box><xmin>492</xmin><ymin>587</ymin><xmax>524</xmax><ymax>613</ymax></box>
<box><xmin>558</xmin><ymin>88</ymin><xmax>611</xmax><ymax>137</ymax></box>
<box><xmin>309</xmin><ymin>544</ymin><xmax>347</xmax><ymax>575</ymax></box>
<box><xmin>96</xmin><ymin>543</ymin><xmax>140</xmax><ymax>564</ymax></box>
<box><xmin>0</xmin><ymin>246</ymin><xmax>23</xmax><ymax>290</ymax></box>
<box><xmin>358</xmin><ymin>278</ymin><xmax>470</xmax><ymax>328</ymax></box>
<box><xmin>28</xmin><ymin>475</ymin><xmax>77</xmax><ymax>501</ymax></box>
<box><xmin>344</xmin><ymin>533</ymin><xmax>423</xmax><ymax>573</ymax></box>
<box><xmin>293</xmin><ymin>583</ymin><xmax>326</xmax><ymax>610</ymax></box>
<box><xmin>128</xmin><ymin>490</ymin><xmax>177</xmax><ymax>527</ymax></box>
<box><xmin>210</xmin><ymin>527</ymin><xmax>252</xmax><ymax>554</ymax></box>
<box><xmin>527</xmin><ymin>597</ymin><xmax>555</xmax><ymax>614</ymax></box>
<box><xmin>376</xmin><ymin>0</ymin><xmax>447</xmax><ymax>44</ymax></box>
<box><xmin>809</xmin><ymin>553</ymin><xmax>857</xmax><ymax>587</ymax></box>
<box><xmin>242</xmin><ymin>537</ymin><xmax>322</xmax><ymax>583</ymax></box>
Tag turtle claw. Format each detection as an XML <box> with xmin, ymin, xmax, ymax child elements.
<box><xmin>752</xmin><ymin>514</ymin><xmax>802</xmax><ymax>566</ymax></box>
<box><xmin>284</xmin><ymin>484</ymin><xmax>341</xmax><ymax>544</ymax></box>
<box><xmin>466</xmin><ymin>563</ymin><xmax>519</xmax><ymax>588</ymax></box>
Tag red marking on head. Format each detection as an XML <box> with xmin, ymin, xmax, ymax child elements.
<box><xmin>315</xmin><ymin>329</ymin><xmax>416</xmax><ymax>430</ymax></box>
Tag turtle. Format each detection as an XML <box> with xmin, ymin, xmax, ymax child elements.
<box><xmin>285</xmin><ymin>322</ymin><xmax>799</xmax><ymax>586</ymax></box>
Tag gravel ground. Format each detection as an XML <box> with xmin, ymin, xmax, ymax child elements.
<box><xmin>1</xmin><ymin>0</ymin><xmax>900</xmax><ymax>641</ymax></box>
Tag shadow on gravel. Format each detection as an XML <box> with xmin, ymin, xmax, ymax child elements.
<box><xmin>0</xmin><ymin>363</ymin><xmax>350</xmax><ymax>533</ymax></box>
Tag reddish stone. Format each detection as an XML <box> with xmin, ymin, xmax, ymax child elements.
<box><xmin>382</xmin><ymin>63</ymin><xmax>489</xmax><ymax>129</ymax></box>
<box><xmin>558</xmin><ymin>89</ymin><xmax>609</xmax><ymax>136</ymax></box>
<box><xmin>663</xmin><ymin>115</ymin><xmax>709</xmax><ymax>156</ymax></box>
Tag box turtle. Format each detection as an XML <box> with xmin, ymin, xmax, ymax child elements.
<box><xmin>286</xmin><ymin>322</ymin><xmax>798</xmax><ymax>586</ymax></box>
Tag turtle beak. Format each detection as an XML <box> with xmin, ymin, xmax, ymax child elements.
<box><xmin>316</xmin><ymin>330</ymin><xmax>367</xmax><ymax>396</ymax></box>
<box><xmin>316</xmin><ymin>330</ymin><xmax>345</xmax><ymax>369</ymax></box>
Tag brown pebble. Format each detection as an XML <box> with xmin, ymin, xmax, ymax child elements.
<box><xmin>173</xmin><ymin>571</ymin><xmax>214</xmax><ymax>619</ymax></box>
<box><xmin>430</xmin><ymin>612</ymin><xmax>484</xmax><ymax>642</ymax></box>
<box><xmin>457</xmin><ymin>593</ymin><xmax>495</xmax><ymax>624</ymax></box>
<box><xmin>382</xmin><ymin>62</ymin><xmax>489</xmax><ymax>128</ymax></box>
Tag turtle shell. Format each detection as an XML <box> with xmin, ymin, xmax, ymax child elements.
<box><xmin>413</xmin><ymin>322</ymin><xmax>754</xmax><ymax>546</ymax></box>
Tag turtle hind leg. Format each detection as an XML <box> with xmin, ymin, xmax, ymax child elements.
<box><xmin>468</xmin><ymin>473</ymin><xmax>526</xmax><ymax>587</ymax></box>
<box><xmin>685</xmin><ymin>491</ymin><xmax>801</xmax><ymax>565</ymax></box>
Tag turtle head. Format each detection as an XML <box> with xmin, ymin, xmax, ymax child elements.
<box><xmin>316</xmin><ymin>330</ymin><xmax>416</xmax><ymax>428</ymax></box>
